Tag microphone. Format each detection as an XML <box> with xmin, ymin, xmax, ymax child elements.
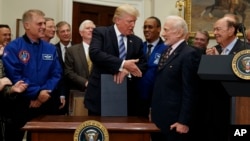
<box><xmin>238</xmin><ymin>23</ymin><xmax>247</xmax><ymax>49</ymax></box>
<box><xmin>238</xmin><ymin>23</ymin><xmax>246</xmax><ymax>33</ymax></box>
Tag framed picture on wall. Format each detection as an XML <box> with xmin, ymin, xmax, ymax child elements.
<box><xmin>16</xmin><ymin>19</ymin><xmax>25</xmax><ymax>38</ymax></box>
<box><xmin>184</xmin><ymin>0</ymin><xmax>250</xmax><ymax>37</ymax></box>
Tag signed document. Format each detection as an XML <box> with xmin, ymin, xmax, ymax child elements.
<box><xmin>101</xmin><ymin>74</ymin><xmax>127</xmax><ymax>116</ymax></box>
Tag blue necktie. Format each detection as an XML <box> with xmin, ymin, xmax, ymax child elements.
<box><xmin>119</xmin><ymin>35</ymin><xmax>126</xmax><ymax>59</ymax></box>
<box><xmin>146</xmin><ymin>44</ymin><xmax>153</xmax><ymax>59</ymax></box>
<box><xmin>221</xmin><ymin>48</ymin><xmax>229</xmax><ymax>55</ymax></box>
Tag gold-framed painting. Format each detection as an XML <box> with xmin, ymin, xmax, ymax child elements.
<box><xmin>16</xmin><ymin>19</ymin><xmax>25</xmax><ymax>38</ymax></box>
<box><xmin>184</xmin><ymin>0</ymin><xmax>250</xmax><ymax>37</ymax></box>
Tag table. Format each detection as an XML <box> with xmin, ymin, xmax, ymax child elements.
<box><xmin>22</xmin><ymin>115</ymin><xmax>160</xmax><ymax>141</ymax></box>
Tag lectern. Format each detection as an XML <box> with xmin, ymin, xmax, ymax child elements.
<box><xmin>198</xmin><ymin>55</ymin><xmax>250</xmax><ymax>124</ymax></box>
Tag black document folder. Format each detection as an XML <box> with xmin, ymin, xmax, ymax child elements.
<box><xmin>101</xmin><ymin>74</ymin><xmax>127</xmax><ymax>116</ymax></box>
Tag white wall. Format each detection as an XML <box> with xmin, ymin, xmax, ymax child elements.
<box><xmin>0</xmin><ymin>0</ymin><xmax>61</xmax><ymax>43</ymax></box>
<box><xmin>0</xmin><ymin>0</ymin><xmax>2</xmax><ymax>22</ymax></box>
<box><xmin>0</xmin><ymin>0</ymin><xmax>217</xmax><ymax>46</ymax></box>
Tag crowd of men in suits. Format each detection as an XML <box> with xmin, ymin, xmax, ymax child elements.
<box><xmin>0</xmin><ymin>9</ymin><xmax>96</xmax><ymax>141</ymax></box>
<box><xmin>0</xmin><ymin>4</ymin><xmax>250</xmax><ymax>141</ymax></box>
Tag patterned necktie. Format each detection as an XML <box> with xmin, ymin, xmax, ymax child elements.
<box><xmin>158</xmin><ymin>47</ymin><xmax>172</xmax><ymax>70</ymax></box>
<box><xmin>119</xmin><ymin>35</ymin><xmax>126</xmax><ymax>59</ymax></box>
<box><xmin>146</xmin><ymin>44</ymin><xmax>153</xmax><ymax>59</ymax></box>
<box><xmin>86</xmin><ymin>48</ymin><xmax>92</xmax><ymax>73</ymax></box>
<box><xmin>221</xmin><ymin>48</ymin><xmax>229</xmax><ymax>55</ymax></box>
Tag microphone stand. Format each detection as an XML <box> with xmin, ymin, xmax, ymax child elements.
<box><xmin>238</xmin><ymin>23</ymin><xmax>247</xmax><ymax>49</ymax></box>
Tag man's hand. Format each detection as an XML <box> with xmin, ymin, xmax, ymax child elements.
<box><xmin>0</xmin><ymin>44</ymin><xmax>5</xmax><ymax>55</ymax></box>
<box><xmin>148</xmin><ymin>108</ymin><xmax>152</xmax><ymax>121</ymax></box>
<box><xmin>29</xmin><ymin>99</ymin><xmax>42</xmax><ymax>108</ymax></box>
<box><xmin>38</xmin><ymin>90</ymin><xmax>51</xmax><ymax>103</ymax></box>
<box><xmin>11</xmin><ymin>80</ymin><xmax>28</xmax><ymax>93</ymax></box>
<box><xmin>85</xmin><ymin>81</ymin><xmax>88</xmax><ymax>87</ymax></box>
<box><xmin>206</xmin><ymin>47</ymin><xmax>219</xmax><ymax>55</ymax></box>
<box><xmin>113</xmin><ymin>69</ymin><xmax>129</xmax><ymax>84</ymax></box>
<box><xmin>59</xmin><ymin>96</ymin><xmax>66</xmax><ymax>109</ymax></box>
<box><xmin>170</xmin><ymin>122</ymin><xmax>189</xmax><ymax>134</ymax></box>
<box><xmin>123</xmin><ymin>59</ymin><xmax>142</xmax><ymax>77</ymax></box>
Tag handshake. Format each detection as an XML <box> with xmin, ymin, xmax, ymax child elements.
<box><xmin>113</xmin><ymin>59</ymin><xmax>142</xmax><ymax>84</ymax></box>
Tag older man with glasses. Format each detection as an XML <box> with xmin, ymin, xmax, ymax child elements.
<box><xmin>204</xmin><ymin>16</ymin><xmax>248</xmax><ymax>141</ymax></box>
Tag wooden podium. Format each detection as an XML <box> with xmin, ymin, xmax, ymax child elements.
<box><xmin>198</xmin><ymin>55</ymin><xmax>250</xmax><ymax>124</ymax></box>
<box><xmin>22</xmin><ymin>115</ymin><xmax>160</xmax><ymax>141</ymax></box>
<box><xmin>235</xmin><ymin>97</ymin><xmax>250</xmax><ymax>124</ymax></box>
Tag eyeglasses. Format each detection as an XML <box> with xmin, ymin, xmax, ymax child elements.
<box><xmin>213</xmin><ymin>27</ymin><xmax>228</xmax><ymax>32</ymax></box>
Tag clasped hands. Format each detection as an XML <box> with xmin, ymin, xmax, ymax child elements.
<box><xmin>30</xmin><ymin>90</ymin><xmax>51</xmax><ymax>108</ymax></box>
<box><xmin>206</xmin><ymin>47</ymin><xmax>219</xmax><ymax>55</ymax></box>
<box><xmin>113</xmin><ymin>59</ymin><xmax>142</xmax><ymax>84</ymax></box>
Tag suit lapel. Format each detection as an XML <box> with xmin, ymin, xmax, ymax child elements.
<box><xmin>78</xmin><ymin>44</ymin><xmax>88</xmax><ymax>72</ymax></box>
<box><xmin>126</xmin><ymin>35</ymin><xmax>134</xmax><ymax>59</ymax></box>
<box><xmin>158</xmin><ymin>41</ymin><xmax>185</xmax><ymax>70</ymax></box>
<box><xmin>164</xmin><ymin>46</ymin><xmax>182</xmax><ymax>65</ymax></box>
<box><xmin>55</xmin><ymin>43</ymin><xmax>64</xmax><ymax>66</ymax></box>
<box><xmin>230</xmin><ymin>39</ymin><xmax>245</xmax><ymax>55</ymax></box>
<box><xmin>110</xmin><ymin>26</ymin><xmax>120</xmax><ymax>57</ymax></box>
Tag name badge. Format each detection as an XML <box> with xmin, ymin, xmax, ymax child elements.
<box><xmin>42</xmin><ymin>54</ymin><xmax>53</xmax><ymax>60</ymax></box>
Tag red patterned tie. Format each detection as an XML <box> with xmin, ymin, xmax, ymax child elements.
<box><xmin>158</xmin><ymin>47</ymin><xmax>172</xmax><ymax>70</ymax></box>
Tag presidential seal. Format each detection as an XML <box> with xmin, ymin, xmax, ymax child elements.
<box><xmin>232</xmin><ymin>49</ymin><xmax>250</xmax><ymax>80</ymax></box>
<box><xmin>73</xmin><ymin>120</ymin><xmax>109</xmax><ymax>141</ymax></box>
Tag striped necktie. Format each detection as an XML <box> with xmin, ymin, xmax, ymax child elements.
<box><xmin>119</xmin><ymin>35</ymin><xmax>126</xmax><ymax>59</ymax></box>
<box><xmin>86</xmin><ymin>48</ymin><xmax>92</xmax><ymax>73</ymax></box>
<box><xmin>221</xmin><ymin>48</ymin><xmax>229</xmax><ymax>55</ymax></box>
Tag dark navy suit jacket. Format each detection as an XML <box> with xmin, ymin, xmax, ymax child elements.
<box><xmin>151</xmin><ymin>41</ymin><xmax>200</xmax><ymax>135</ymax></box>
<box><xmin>84</xmin><ymin>25</ymin><xmax>147</xmax><ymax>115</ymax></box>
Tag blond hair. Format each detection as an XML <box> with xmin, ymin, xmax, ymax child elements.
<box><xmin>112</xmin><ymin>4</ymin><xmax>139</xmax><ymax>23</ymax></box>
<box><xmin>22</xmin><ymin>9</ymin><xmax>45</xmax><ymax>23</ymax></box>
